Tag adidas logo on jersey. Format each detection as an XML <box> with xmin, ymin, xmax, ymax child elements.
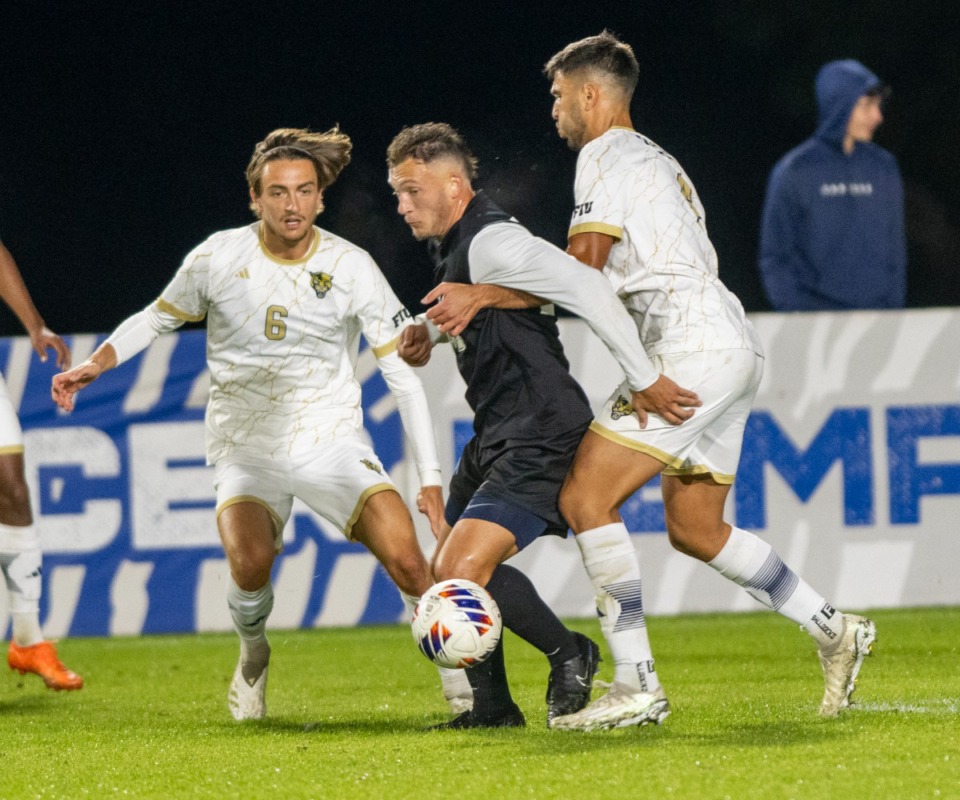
<box><xmin>234</xmin><ymin>268</ymin><xmax>250</xmax><ymax>279</ymax></box>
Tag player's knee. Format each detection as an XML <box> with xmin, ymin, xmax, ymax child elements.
<box><xmin>559</xmin><ymin>479</ymin><xmax>611</xmax><ymax>533</ymax></box>
<box><xmin>432</xmin><ymin>550</ymin><xmax>488</xmax><ymax>587</ymax></box>
<box><xmin>228</xmin><ymin>545</ymin><xmax>275</xmax><ymax>591</ymax></box>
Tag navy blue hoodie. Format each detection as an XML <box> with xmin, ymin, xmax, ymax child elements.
<box><xmin>758</xmin><ymin>60</ymin><xmax>906</xmax><ymax>311</ymax></box>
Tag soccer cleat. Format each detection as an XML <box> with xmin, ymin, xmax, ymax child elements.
<box><xmin>427</xmin><ymin>703</ymin><xmax>526</xmax><ymax>730</ymax></box>
<box><xmin>549</xmin><ymin>682</ymin><xmax>670</xmax><ymax>731</ymax></box>
<box><xmin>228</xmin><ymin>660</ymin><xmax>268</xmax><ymax>721</ymax></box>
<box><xmin>545</xmin><ymin>632</ymin><xmax>602</xmax><ymax>725</ymax></box>
<box><xmin>818</xmin><ymin>614</ymin><xmax>876</xmax><ymax>717</ymax></box>
<box><xmin>8</xmin><ymin>641</ymin><xmax>83</xmax><ymax>691</ymax></box>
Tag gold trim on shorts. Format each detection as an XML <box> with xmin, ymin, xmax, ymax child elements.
<box><xmin>662</xmin><ymin>464</ymin><xmax>736</xmax><ymax>484</ymax></box>
<box><xmin>590</xmin><ymin>422</ymin><xmax>736</xmax><ymax>485</ymax></box>
<box><xmin>0</xmin><ymin>445</ymin><xmax>25</xmax><ymax>456</ymax></box>
<box><xmin>344</xmin><ymin>483</ymin><xmax>396</xmax><ymax>541</ymax></box>
<box><xmin>589</xmin><ymin>421</ymin><xmax>683</xmax><ymax>468</ymax></box>
<box><xmin>216</xmin><ymin>495</ymin><xmax>286</xmax><ymax>548</ymax></box>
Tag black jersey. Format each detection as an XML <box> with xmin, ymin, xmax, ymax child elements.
<box><xmin>429</xmin><ymin>193</ymin><xmax>593</xmax><ymax>448</ymax></box>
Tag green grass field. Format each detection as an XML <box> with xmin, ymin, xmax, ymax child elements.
<box><xmin>2</xmin><ymin>607</ymin><xmax>958</xmax><ymax>799</ymax></box>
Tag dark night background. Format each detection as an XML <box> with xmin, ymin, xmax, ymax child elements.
<box><xmin>1</xmin><ymin>1</ymin><xmax>958</xmax><ymax>337</ymax></box>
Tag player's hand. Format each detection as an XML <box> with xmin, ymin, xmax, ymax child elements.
<box><xmin>423</xmin><ymin>282</ymin><xmax>485</xmax><ymax>336</ymax></box>
<box><xmin>30</xmin><ymin>326</ymin><xmax>71</xmax><ymax>370</ymax></box>
<box><xmin>397</xmin><ymin>323</ymin><xmax>432</xmax><ymax>367</ymax></box>
<box><xmin>630</xmin><ymin>375</ymin><xmax>702</xmax><ymax>428</ymax></box>
<box><xmin>416</xmin><ymin>485</ymin><xmax>445</xmax><ymax>539</ymax></box>
<box><xmin>51</xmin><ymin>361</ymin><xmax>103</xmax><ymax>412</ymax></box>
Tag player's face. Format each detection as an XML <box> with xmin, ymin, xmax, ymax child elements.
<box><xmin>251</xmin><ymin>159</ymin><xmax>324</xmax><ymax>257</ymax></box>
<box><xmin>846</xmin><ymin>94</ymin><xmax>884</xmax><ymax>144</ymax></box>
<box><xmin>388</xmin><ymin>157</ymin><xmax>460</xmax><ymax>240</ymax></box>
<box><xmin>551</xmin><ymin>72</ymin><xmax>588</xmax><ymax>151</ymax></box>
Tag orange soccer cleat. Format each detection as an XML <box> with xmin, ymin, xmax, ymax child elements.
<box><xmin>8</xmin><ymin>641</ymin><xmax>84</xmax><ymax>691</ymax></box>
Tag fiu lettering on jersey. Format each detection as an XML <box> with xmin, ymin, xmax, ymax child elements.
<box><xmin>310</xmin><ymin>271</ymin><xmax>333</xmax><ymax>298</ymax></box>
<box><xmin>391</xmin><ymin>308</ymin><xmax>412</xmax><ymax>328</ymax></box>
<box><xmin>360</xmin><ymin>458</ymin><xmax>383</xmax><ymax>474</ymax></box>
<box><xmin>571</xmin><ymin>201</ymin><xmax>594</xmax><ymax>220</ymax></box>
<box><xmin>611</xmin><ymin>395</ymin><xmax>634</xmax><ymax>420</ymax></box>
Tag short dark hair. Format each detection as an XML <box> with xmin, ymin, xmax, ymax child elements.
<box><xmin>386</xmin><ymin>122</ymin><xmax>478</xmax><ymax>181</ymax></box>
<box><xmin>544</xmin><ymin>30</ymin><xmax>639</xmax><ymax>97</ymax></box>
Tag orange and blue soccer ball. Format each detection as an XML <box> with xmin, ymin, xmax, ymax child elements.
<box><xmin>411</xmin><ymin>579</ymin><xmax>502</xmax><ymax>669</ymax></box>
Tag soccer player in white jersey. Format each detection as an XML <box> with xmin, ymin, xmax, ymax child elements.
<box><xmin>51</xmin><ymin>127</ymin><xmax>469</xmax><ymax>720</ymax></box>
<box><xmin>542</xmin><ymin>32</ymin><xmax>876</xmax><ymax>729</ymax></box>
<box><xmin>0</xmin><ymin>238</ymin><xmax>83</xmax><ymax>691</ymax></box>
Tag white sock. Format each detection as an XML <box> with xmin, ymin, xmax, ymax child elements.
<box><xmin>227</xmin><ymin>577</ymin><xmax>273</xmax><ymax>681</ymax></box>
<box><xmin>576</xmin><ymin>523</ymin><xmax>659</xmax><ymax>692</ymax></box>
<box><xmin>709</xmin><ymin>527</ymin><xmax>844</xmax><ymax>647</ymax></box>
<box><xmin>0</xmin><ymin>524</ymin><xmax>44</xmax><ymax>646</ymax></box>
<box><xmin>400</xmin><ymin>590</ymin><xmax>472</xmax><ymax>706</ymax></box>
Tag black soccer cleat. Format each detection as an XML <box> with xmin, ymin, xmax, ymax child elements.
<box><xmin>427</xmin><ymin>704</ymin><xmax>526</xmax><ymax>730</ymax></box>
<box><xmin>546</xmin><ymin>632</ymin><xmax>602</xmax><ymax>725</ymax></box>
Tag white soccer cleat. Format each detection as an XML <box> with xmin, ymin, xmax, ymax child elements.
<box><xmin>228</xmin><ymin>661</ymin><xmax>268</xmax><ymax>721</ymax></box>
<box><xmin>548</xmin><ymin>681</ymin><xmax>670</xmax><ymax>731</ymax></box>
<box><xmin>818</xmin><ymin>614</ymin><xmax>876</xmax><ymax>717</ymax></box>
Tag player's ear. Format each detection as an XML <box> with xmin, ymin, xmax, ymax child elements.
<box><xmin>581</xmin><ymin>81</ymin><xmax>600</xmax><ymax>111</ymax></box>
<box><xmin>249</xmin><ymin>186</ymin><xmax>261</xmax><ymax>214</ymax></box>
<box><xmin>446</xmin><ymin>171</ymin><xmax>463</xmax><ymax>199</ymax></box>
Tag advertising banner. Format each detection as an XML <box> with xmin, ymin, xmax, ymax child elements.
<box><xmin>3</xmin><ymin>308</ymin><xmax>958</xmax><ymax>636</ymax></box>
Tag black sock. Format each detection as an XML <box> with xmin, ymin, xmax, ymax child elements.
<box><xmin>486</xmin><ymin>564</ymin><xmax>578</xmax><ymax>668</ymax></box>
<box><xmin>466</xmin><ymin>638</ymin><xmax>515</xmax><ymax>715</ymax></box>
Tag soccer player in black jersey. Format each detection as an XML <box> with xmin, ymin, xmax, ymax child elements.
<box><xmin>386</xmin><ymin>123</ymin><xmax>697</xmax><ymax>728</ymax></box>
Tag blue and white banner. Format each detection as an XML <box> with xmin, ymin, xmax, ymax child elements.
<box><xmin>3</xmin><ymin>308</ymin><xmax>959</xmax><ymax>637</ymax></box>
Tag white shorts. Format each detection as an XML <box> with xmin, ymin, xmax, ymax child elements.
<box><xmin>592</xmin><ymin>349</ymin><xmax>764</xmax><ymax>483</ymax></box>
<box><xmin>0</xmin><ymin>376</ymin><xmax>24</xmax><ymax>454</ymax></box>
<box><xmin>214</xmin><ymin>437</ymin><xmax>397</xmax><ymax>550</ymax></box>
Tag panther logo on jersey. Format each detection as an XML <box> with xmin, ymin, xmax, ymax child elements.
<box><xmin>611</xmin><ymin>395</ymin><xmax>634</xmax><ymax>420</ymax></box>
<box><xmin>360</xmin><ymin>458</ymin><xmax>383</xmax><ymax>474</ymax></box>
<box><xmin>310</xmin><ymin>271</ymin><xmax>333</xmax><ymax>298</ymax></box>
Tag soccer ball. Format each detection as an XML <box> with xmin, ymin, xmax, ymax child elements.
<box><xmin>411</xmin><ymin>579</ymin><xmax>502</xmax><ymax>669</ymax></box>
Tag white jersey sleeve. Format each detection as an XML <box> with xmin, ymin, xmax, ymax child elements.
<box><xmin>352</xmin><ymin>258</ymin><xmax>442</xmax><ymax>487</ymax></box>
<box><xmin>103</xmin><ymin>241</ymin><xmax>215</xmax><ymax>365</ymax></box>
<box><xmin>468</xmin><ymin>222</ymin><xmax>660</xmax><ymax>391</ymax></box>
<box><xmin>104</xmin><ymin>305</ymin><xmax>185</xmax><ymax>366</ymax></box>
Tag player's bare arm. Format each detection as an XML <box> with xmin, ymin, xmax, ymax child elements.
<box><xmin>567</xmin><ymin>231</ymin><xmax>614</xmax><ymax>270</ymax></box>
<box><xmin>423</xmin><ymin>282</ymin><xmax>543</xmax><ymax>336</ymax></box>
<box><xmin>416</xmin><ymin>485</ymin><xmax>445</xmax><ymax>539</ymax></box>
<box><xmin>0</xmin><ymin>242</ymin><xmax>71</xmax><ymax>369</ymax></box>
<box><xmin>51</xmin><ymin>343</ymin><xmax>118</xmax><ymax>412</ymax></box>
<box><xmin>397</xmin><ymin>323</ymin><xmax>434</xmax><ymax>367</ymax></box>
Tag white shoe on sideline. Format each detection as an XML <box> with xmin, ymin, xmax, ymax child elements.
<box><xmin>549</xmin><ymin>681</ymin><xmax>670</xmax><ymax>731</ymax></box>
<box><xmin>228</xmin><ymin>660</ymin><xmax>268</xmax><ymax>721</ymax></box>
<box><xmin>818</xmin><ymin>614</ymin><xmax>876</xmax><ymax>717</ymax></box>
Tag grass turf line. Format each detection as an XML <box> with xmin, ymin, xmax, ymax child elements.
<box><xmin>1</xmin><ymin>607</ymin><xmax>958</xmax><ymax>799</ymax></box>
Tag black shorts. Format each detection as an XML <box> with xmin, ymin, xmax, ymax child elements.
<box><xmin>444</xmin><ymin>423</ymin><xmax>589</xmax><ymax>551</ymax></box>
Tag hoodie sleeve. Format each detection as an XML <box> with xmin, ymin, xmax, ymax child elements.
<box><xmin>758</xmin><ymin>159</ymin><xmax>824</xmax><ymax>311</ymax></box>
